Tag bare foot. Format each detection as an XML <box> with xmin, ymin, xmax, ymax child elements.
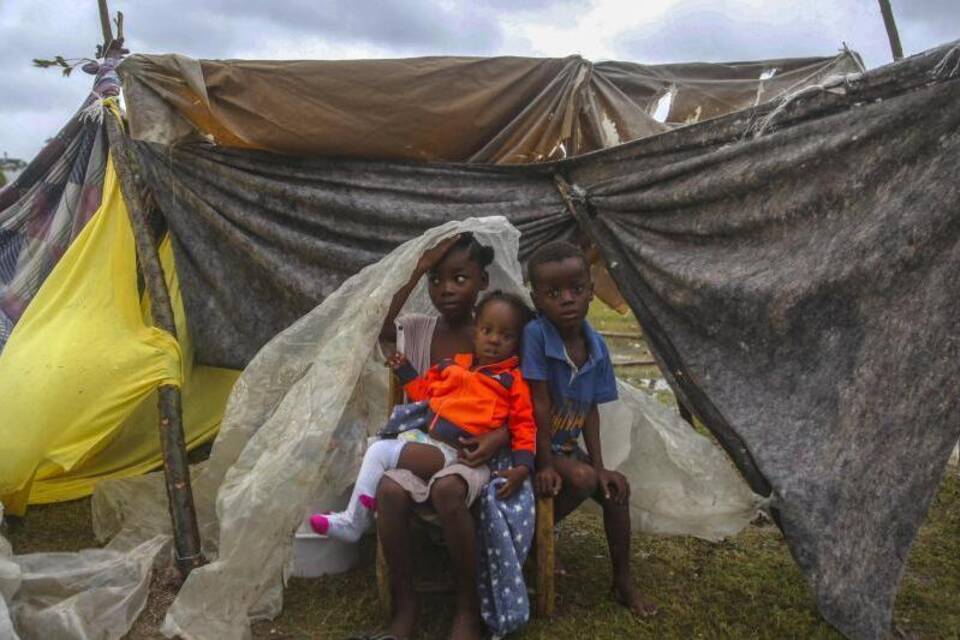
<box><xmin>384</xmin><ymin>594</ymin><xmax>418</xmax><ymax>640</ymax></box>
<box><xmin>612</xmin><ymin>581</ymin><xmax>658</xmax><ymax>619</ymax></box>
<box><xmin>448</xmin><ymin>609</ymin><xmax>484</xmax><ymax>640</ymax></box>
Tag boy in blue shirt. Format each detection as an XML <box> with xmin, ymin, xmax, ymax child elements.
<box><xmin>522</xmin><ymin>240</ymin><xmax>657</xmax><ymax>618</ymax></box>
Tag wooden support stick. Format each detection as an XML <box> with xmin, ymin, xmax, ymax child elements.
<box><xmin>97</xmin><ymin>0</ymin><xmax>113</xmax><ymax>54</ymax></box>
<box><xmin>105</xmin><ymin>115</ymin><xmax>205</xmax><ymax>577</ymax></box>
<box><xmin>611</xmin><ymin>358</ymin><xmax>657</xmax><ymax>367</ymax></box>
<box><xmin>534</xmin><ymin>496</ymin><xmax>555</xmax><ymax>618</ymax></box>
<box><xmin>598</xmin><ymin>330</ymin><xmax>644</xmax><ymax>339</ymax></box>
<box><xmin>878</xmin><ymin>0</ymin><xmax>904</xmax><ymax>61</ymax></box>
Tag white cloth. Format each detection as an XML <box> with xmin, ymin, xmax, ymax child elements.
<box><xmin>396</xmin><ymin>313</ymin><xmax>437</xmax><ymax>379</ymax></box>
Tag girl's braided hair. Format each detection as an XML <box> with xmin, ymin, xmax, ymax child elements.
<box><xmin>450</xmin><ymin>232</ymin><xmax>494</xmax><ymax>269</ymax></box>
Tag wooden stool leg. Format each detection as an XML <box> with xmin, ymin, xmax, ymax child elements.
<box><xmin>376</xmin><ymin>534</ymin><xmax>391</xmax><ymax>613</ymax></box>
<box><xmin>534</xmin><ymin>496</ymin><xmax>555</xmax><ymax>618</ymax></box>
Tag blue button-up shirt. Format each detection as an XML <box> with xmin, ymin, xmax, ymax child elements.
<box><xmin>521</xmin><ymin>316</ymin><xmax>618</xmax><ymax>451</ymax></box>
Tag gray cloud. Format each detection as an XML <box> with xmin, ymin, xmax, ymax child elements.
<box><xmin>172</xmin><ymin>1</ymin><xmax>505</xmax><ymax>57</ymax></box>
<box><xmin>894</xmin><ymin>0</ymin><xmax>960</xmax><ymax>51</ymax></box>
<box><xmin>613</xmin><ymin>0</ymin><xmax>955</xmax><ymax>70</ymax></box>
<box><xmin>0</xmin><ymin>2</ymin><xmax>108</xmax><ymax>159</ymax></box>
<box><xmin>613</xmin><ymin>2</ymin><xmax>875</xmax><ymax>65</ymax></box>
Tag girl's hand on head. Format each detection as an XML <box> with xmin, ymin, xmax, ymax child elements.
<box><xmin>415</xmin><ymin>234</ymin><xmax>461</xmax><ymax>275</ymax></box>
<box><xmin>386</xmin><ymin>352</ymin><xmax>409</xmax><ymax>371</ymax></box>
<box><xmin>494</xmin><ymin>466</ymin><xmax>529</xmax><ymax>500</ymax></box>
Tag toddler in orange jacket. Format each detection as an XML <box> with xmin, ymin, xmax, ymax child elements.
<box><xmin>311</xmin><ymin>290</ymin><xmax>535</xmax><ymax>542</ymax></box>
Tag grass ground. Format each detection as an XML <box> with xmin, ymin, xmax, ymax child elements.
<box><xmin>4</xmin><ymin>303</ymin><xmax>959</xmax><ymax>639</ymax></box>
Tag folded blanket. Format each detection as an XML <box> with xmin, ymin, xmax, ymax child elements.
<box><xmin>477</xmin><ymin>448</ymin><xmax>535</xmax><ymax>637</ymax></box>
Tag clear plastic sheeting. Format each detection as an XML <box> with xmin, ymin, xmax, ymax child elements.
<box><xmin>89</xmin><ymin>216</ymin><xmax>759</xmax><ymax>639</ymax></box>
<box><xmin>0</xmin><ymin>504</ymin><xmax>168</xmax><ymax>640</ymax></box>
<box><xmin>602</xmin><ymin>381</ymin><xmax>762</xmax><ymax>541</ymax></box>
<box><xmin>1</xmin><ymin>506</ymin><xmax>22</xmax><ymax>640</ymax></box>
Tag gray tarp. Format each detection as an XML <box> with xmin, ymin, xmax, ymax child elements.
<box><xmin>565</xmin><ymin>45</ymin><xmax>960</xmax><ymax>638</ymax></box>
<box><xmin>134</xmin><ymin>143</ymin><xmax>573</xmax><ymax>368</ymax></box>
<box><xmin>131</xmin><ymin>42</ymin><xmax>960</xmax><ymax>639</ymax></box>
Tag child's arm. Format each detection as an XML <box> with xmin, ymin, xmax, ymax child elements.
<box><xmin>378</xmin><ymin>234</ymin><xmax>461</xmax><ymax>344</ymax></box>
<box><xmin>387</xmin><ymin>353</ymin><xmax>434</xmax><ymax>402</ymax></box>
<box><xmin>530</xmin><ymin>380</ymin><xmax>562</xmax><ymax>497</ymax></box>
<box><xmin>582</xmin><ymin>405</ymin><xmax>629</xmax><ymax>505</ymax></box>
<box><xmin>506</xmin><ymin>377</ymin><xmax>536</xmax><ymax>473</ymax></box>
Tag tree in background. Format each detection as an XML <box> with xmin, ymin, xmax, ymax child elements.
<box><xmin>0</xmin><ymin>154</ymin><xmax>28</xmax><ymax>188</ymax></box>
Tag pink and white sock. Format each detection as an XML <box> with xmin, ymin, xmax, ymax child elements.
<box><xmin>309</xmin><ymin>439</ymin><xmax>403</xmax><ymax>542</ymax></box>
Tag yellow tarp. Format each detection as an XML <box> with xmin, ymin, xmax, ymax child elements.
<box><xmin>0</xmin><ymin>156</ymin><xmax>238</xmax><ymax>514</ymax></box>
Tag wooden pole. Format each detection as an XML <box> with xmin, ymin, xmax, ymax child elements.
<box><xmin>104</xmin><ymin>114</ymin><xmax>205</xmax><ymax>577</ymax></box>
<box><xmin>97</xmin><ymin>0</ymin><xmax>113</xmax><ymax>55</ymax></box>
<box><xmin>534</xmin><ymin>496</ymin><xmax>555</xmax><ymax>617</ymax></box>
<box><xmin>878</xmin><ymin>0</ymin><xmax>904</xmax><ymax>61</ymax></box>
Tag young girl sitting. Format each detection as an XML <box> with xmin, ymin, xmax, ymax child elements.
<box><xmin>310</xmin><ymin>290</ymin><xmax>535</xmax><ymax>541</ymax></box>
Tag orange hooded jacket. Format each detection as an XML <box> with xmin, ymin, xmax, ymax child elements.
<box><xmin>399</xmin><ymin>353</ymin><xmax>536</xmax><ymax>471</ymax></box>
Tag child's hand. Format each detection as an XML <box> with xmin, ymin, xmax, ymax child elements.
<box><xmin>386</xmin><ymin>352</ymin><xmax>409</xmax><ymax>371</ymax></box>
<box><xmin>597</xmin><ymin>468</ymin><xmax>630</xmax><ymax>505</ymax></box>
<box><xmin>535</xmin><ymin>466</ymin><xmax>562</xmax><ymax>497</ymax></box>
<box><xmin>458</xmin><ymin>428</ymin><xmax>508</xmax><ymax>467</ymax></box>
<box><xmin>415</xmin><ymin>234</ymin><xmax>461</xmax><ymax>275</ymax></box>
<box><xmin>494</xmin><ymin>466</ymin><xmax>529</xmax><ymax>500</ymax></box>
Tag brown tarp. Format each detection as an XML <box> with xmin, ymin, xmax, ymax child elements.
<box><xmin>118</xmin><ymin>51</ymin><xmax>861</xmax><ymax>162</ymax></box>
<box><xmin>128</xmin><ymin>41</ymin><xmax>960</xmax><ymax>639</ymax></box>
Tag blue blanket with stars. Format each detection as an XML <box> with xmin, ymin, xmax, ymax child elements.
<box><xmin>477</xmin><ymin>449</ymin><xmax>536</xmax><ymax>637</ymax></box>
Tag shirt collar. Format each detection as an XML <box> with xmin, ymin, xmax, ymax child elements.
<box><xmin>540</xmin><ymin>316</ymin><xmax>604</xmax><ymax>369</ymax></box>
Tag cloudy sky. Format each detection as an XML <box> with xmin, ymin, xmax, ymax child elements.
<box><xmin>1</xmin><ymin>0</ymin><xmax>956</xmax><ymax>161</ymax></box>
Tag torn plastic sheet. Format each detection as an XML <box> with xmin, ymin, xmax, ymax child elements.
<box><xmin>85</xmin><ymin>216</ymin><xmax>759</xmax><ymax>639</ymax></box>
<box><xmin>0</xmin><ymin>503</ymin><xmax>169</xmax><ymax>640</ymax></box>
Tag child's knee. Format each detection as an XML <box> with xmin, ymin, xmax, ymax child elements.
<box><xmin>367</xmin><ymin>438</ymin><xmax>404</xmax><ymax>466</ymax></box>
<box><xmin>429</xmin><ymin>476</ymin><xmax>467</xmax><ymax>516</ymax></box>
<box><xmin>376</xmin><ymin>477</ymin><xmax>409</xmax><ymax>512</ymax></box>
<box><xmin>565</xmin><ymin>464</ymin><xmax>598</xmax><ymax>499</ymax></box>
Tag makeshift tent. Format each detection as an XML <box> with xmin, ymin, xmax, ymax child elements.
<box><xmin>111</xmin><ymin>42</ymin><xmax>958</xmax><ymax>640</ymax></box>
<box><xmin>0</xmin><ymin>48</ymin><xmax>859</xmax><ymax>504</ymax></box>
<box><xmin>1</xmin><ymin>39</ymin><xmax>957</xmax><ymax>640</ymax></box>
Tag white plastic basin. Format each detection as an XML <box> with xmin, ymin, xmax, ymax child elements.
<box><xmin>291</xmin><ymin>493</ymin><xmax>360</xmax><ymax>578</ymax></box>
